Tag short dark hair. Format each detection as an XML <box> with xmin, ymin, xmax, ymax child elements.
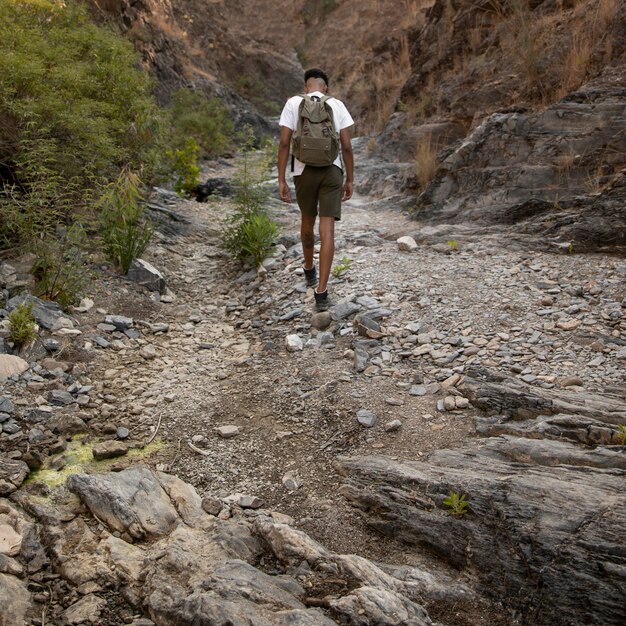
<box><xmin>304</xmin><ymin>68</ymin><xmax>329</xmax><ymax>88</ymax></box>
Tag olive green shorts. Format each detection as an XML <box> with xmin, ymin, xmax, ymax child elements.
<box><xmin>294</xmin><ymin>165</ymin><xmax>343</xmax><ymax>221</ymax></box>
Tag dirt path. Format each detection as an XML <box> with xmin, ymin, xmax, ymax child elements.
<box><xmin>77</xmin><ymin>153</ymin><xmax>624</xmax><ymax>625</ymax></box>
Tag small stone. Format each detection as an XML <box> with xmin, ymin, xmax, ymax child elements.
<box><xmin>75</xmin><ymin>297</ymin><xmax>94</xmax><ymax>312</ymax></box>
<box><xmin>48</xmin><ymin>390</ymin><xmax>75</xmax><ymax>406</ymax></box>
<box><xmin>397</xmin><ymin>236</ymin><xmax>418</xmax><ymax>251</ymax></box>
<box><xmin>116</xmin><ymin>427</ymin><xmax>130</xmax><ymax>440</ymax></box>
<box><xmin>560</xmin><ymin>376</ymin><xmax>583</xmax><ymax>387</ymax></box>
<box><xmin>556</xmin><ymin>318</ymin><xmax>581</xmax><ymax>331</ymax></box>
<box><xmin>384</xmin><ymin>419</ymin><xmax>402</xmax><ymax>432</ymax></box>
<box><xmin>409</xmin><ymin>385</ymin><xmax>427</xmax><ymax>396</ymax></box>
<box><xmin>225</xmin><ymin>494</ymin><xmax>264</xmax><ymax>509</ymax></box>
<box><xmin>355</xmin><ymin>315</ymin><xmax>383</xmax><ymax>339</ymax></box>
<box><xmin>64</xmin><ymin>594</ymin><xmax>107</xmax><ymax>625</ymax></box>
<box><xmin>92</xmin><ymin>441</ymin><xmax>129</xmax><ymax>461</ymax></box>
<box><xmin>104</xmin><ymin>315</ymin><xmax>133</xmax><ymax>330</ymax></box>
<box><xmin>42</xmin><ymin>338</ymin><xmax>61</xmax><ymax>352</ymax></box>
<box><xmin>127</xmin><ymin>258</ymin><xmax>166</xmax><ymax>293</ymax></box>
<box><xmin>285</xmin><ymin>334</ymin><xmax>303</xmax><ymax>352</ymax></box>
<box><xmin>282</xmin><ymin>472</ymin><xmax>301</xmax><ymax>491</ymax></box>
<box><xmin>354</xmin><ymin>347</ymin><xmax>369</xmax><ymax>372</ymax></box>
<box><xmin>443</xmin><ymin>396</ymin><xmax>456</xmax><ymax>411</ymax></box>
<box><xmin>139</xmin><ymin>345</ymin><xmax>157</xmax><ymax>360</ymax></box>
<box><xmin>0</xmin><ymin>398</ymin><xmax>14</xmax><ymax>415</ymax></box>
<box><xmin>384</xmin><ymin>397</ymin><xmax>404</xmax><ymax>406</ymax></box>
<box><xmin>311</xmin><ymin>311</ymin><xmax>332</xmax><ymax>330</ymax></box>
<box><xmin>357</xmin><ymin>409</ymin><xmax>377</xmax><ymax>428</ymax></box>
<box><xmin>201</xmin><ymin>497</ymin><xmax>222</xmax><ymax>516</ymax></box>
<box><xmin>217</xmin><ymin>425</ymin><xmax>240</xmax><ymax>439</ymax></box>
<box><xmin>331</xmin><ymin>300</ymin><xmax>360</xmax><ymax>321</ymax></box>
<box><xmin>454</xmin><ymin>396</ymin><xmax>470</xmax><ymax>409</ymax></box>
<box><xmin>51</xmin><ymin>317</ymin><xmax>74</xmax><ymax>332</ymax></box>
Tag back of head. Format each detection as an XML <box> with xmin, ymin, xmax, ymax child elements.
<box><xmin>304</xmin><ymin>68</ymin><xmax>329</xmax><ymax>91</ymax></box>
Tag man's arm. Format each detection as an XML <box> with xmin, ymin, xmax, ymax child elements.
<box><xmin>278</xmin><ymin>125</ymin><xmax>292</xmax><ymax>203</ymax></box>
<box><xmin>340</xmin><ymin>127</ymin><xmax>353</xmax><ymax>201</ymax></box>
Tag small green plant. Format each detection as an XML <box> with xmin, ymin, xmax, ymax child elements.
<box><xmin>615</xmin><ymin>424</ymin><xmax>626</xmax><ymax>445</ymax></box>
<box><xmin>99</xmin><ymin>169</ymin><xmax>153</xmax><ymax>274</ymax></box>
<box><xmin>8</xmin><ymin>302</ymin><xmax>37</xmax><ymax>348</ymax></box>
<box><xmin>568</xmin><ymin>243</ymin><xmax>574</xmax><ymax>254</ymax></box>
<box><xmin>170</xmin><ymin>137</ymin><xmax>201</xmax><ymax>196</ymax></box>
<box><xmin>332</xmin><ymin>256</ymin><xmax>353</xmax><ymax>277</ymax></box>
<box><xmin>31</xmin><ymin>225</ymin><xmax>88</xmax><ymax>309</ymax></box>
<box><xmin>447</xmin><ymin>240</ymin><xmax>458</xmax><ymax>251</ymax></box>
<box><xmin>443</xmin><ymin>491</ymin><xmax>470</xmax><ymax>517</ymax></box>
<box><xmin>222</xmin><ymin>126</ymin><xmax>279</xmax><ymax>267</ymax></box>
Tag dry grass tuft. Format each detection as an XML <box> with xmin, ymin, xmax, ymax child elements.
<box><xmin>414</xmin><ymin>133</ymin><xmax>439</xmax><ymax>189</ymax></box>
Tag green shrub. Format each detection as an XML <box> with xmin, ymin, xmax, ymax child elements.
<box><xmin>8</xmin><ymin>302</ymin><xmax>37</xmax><ymax>348</ymax></box>
<box><xmin>99</xmin><ymin>169</ymin><xmax>153</xmax><ymax>274</ymax></box>
<box><xmin>169</xmin><ymin>89</ymin><xmax>233</xmax><ymax>158</ymax></box>
<box><xmin>31</xmin><ymin>224</ymin><xmax>88</xmax><ymax>310</ymax></box>
<box><xmin>222</xmin><ymin>126</ymin><xmax>278</xmax><ymax>267</ymax></box>
<box><xmin>170</xmin><ymin>137</ymin><xmax>201</xmax><ymax>196</ymax></box>
<box><xmin>0</xmin><ymin>0</ymin><xmax>167</xmax><ymax>249</ymax></box>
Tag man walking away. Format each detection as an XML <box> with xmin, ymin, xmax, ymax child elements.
<box><xmin>278</xmin><ymin>68</ymin><xmax>354</xmax><ymax>311</ymax></box>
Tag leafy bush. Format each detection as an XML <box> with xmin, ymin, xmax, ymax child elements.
<box><xmin>222</xmin><ymin>127</ymin><xmax>278</xmax><ymax>267</ymax></box>
<box><xmin>8</xmin><ymin>302</ymin><xmax>37</xmax><ymax>348</ymax></box>
<box><xmin>169</xmin><ymin>89</ymin><xmax>233</xmax><ymax>158</ymax></box>
<box><xmin>99</xmin><ymin>169</ymin><xmax>153</xmax><ymax>274</ymax></box>
<box><xmin>0</xmin><ymin>0</ymin><xmax>167</xmax><ymax>249</ymax></box>
<box><xmin>31</xmin><ymin>224</ymin><xmax>88</xmax><ymax>310</ymax></box>
<box><xmin>170</xmin><ymin>137</ymin><xmax>201</xmax><ymax>196</ymax></box>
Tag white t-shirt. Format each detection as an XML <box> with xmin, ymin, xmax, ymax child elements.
<box><xmin>279</xmin><ymin>91</ymin><xmax>354</xmax><ymax>176</ymax></box>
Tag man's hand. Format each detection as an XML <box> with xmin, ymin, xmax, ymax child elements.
<box><xmin>342</xmin><ymin>181</ymin><xmax>353</xmax><ymax>201</ymax></box>
<box><xmin>279</xmin><ymin>180</ymin><xmax>292</xmax><ymax>203</ymax></box>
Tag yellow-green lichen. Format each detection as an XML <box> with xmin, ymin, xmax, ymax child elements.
<box><xmin>27</xmin><ymin>436</ymin><xmax>166</xmax><ymax>490</ymax></box>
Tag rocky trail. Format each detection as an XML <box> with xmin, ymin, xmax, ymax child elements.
<box><xmin>1</xmin><ymin>142</ymin><xmax>625</xmax><ymax>625</ymax></box>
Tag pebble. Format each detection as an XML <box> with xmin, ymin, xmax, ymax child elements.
<box><xmin>217</xmin><ymin>425</ymin><xmax>240</xmax><ymax>439</ymax></box>
<box><xmin>311</xmin><ymin>312</ymin><xmax>332</xmax><ymax>330</ymax></box>
<box><xmin>116</xmin><ymin>426</ymin><xmax>130</xmax><ymax>440</ymax></box>
<box><xmin>285</xmin><ymin>334</ymin><xmax>303</xmax><ymax>352</ymax></box>
<box><xmin>357</xmin><ymin>409</ymin><xmax>377</xmax><ymax>428</ymax></box>
<box><xmin>397</xmin><ymin>236</ymin><xmax>418</xmax><ymax>251</ymax></box>
<box><xmin>92</xmin><ymin>441</ymin><xmax>129</xmax><ymax>461</ymax></box>
<box><xmin>282</xmin><ymin>472</ymin><xmax>301</xmax><ymax>491</ymax></box>
<box><xmin>384</xmin><ymin>419</ymin><xmax>402</xmax><ymax>432</ymax></box>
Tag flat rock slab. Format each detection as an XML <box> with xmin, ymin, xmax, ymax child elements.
<box><xmin>67</xmin><ymin>465</ymin><xmax>179</xmax><ymax>539</ymax></box>
<box><xmin>337</xmin><ymin>436</ymin><xmax>626</xmax><ymax>626</ymax></box>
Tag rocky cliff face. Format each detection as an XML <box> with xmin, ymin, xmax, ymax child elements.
<box><xmin>87</xmin><ymin>0</ymin><xmax>626</xmax><ymax>247</ymax></box>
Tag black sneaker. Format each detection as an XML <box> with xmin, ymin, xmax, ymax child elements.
<box><xmin>304</xmin><ymin>265</ymin><xmax>317</xmax><ymax>287</ymax></box>
<box><xmin>314</xmin><ymin>289</ymin><xmax>330</xmax><ymax>311</ymax></box>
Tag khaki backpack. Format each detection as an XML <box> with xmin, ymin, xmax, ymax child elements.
<box><xmin>291</xmin><ymin>94</ymin><xmax>340</xmax><ymax>167</ymax></box>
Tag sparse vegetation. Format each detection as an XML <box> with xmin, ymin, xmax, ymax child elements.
<box><xmin>8</xmin><ymin>302</ymin><xmax>37</xmax><ymax>348</ymax></box>
<box><xmin>332</xmin><ymin>256</ymin><xmax>353</xmax><ymax>277</ymax></box>
<box><xmin>170</xmin><ymin>138</ymin><xmax>201</xmax><ymax>196</ymax></box>
<box><xmin>415</xmin><ymin>133</ymin><xmax>439</xmax><ymax>189</ymax></box>
<box><xmin>447</xmin><ymin>240</ymin><xmax>458</xmax><ymax>251</ymax></box>
<box><xmin>223</xmin><ymin>127</ymin><xmax>279</xmax><ymax>267</ymax></box>
<box><xmin>99</xmin><ymin>169</ymin><xmax>153</xmax><ymax>274</ymax></box>
<box><xmin>615</xmin><ymin>424</ymin><xmax>626</xmax><ymax>445</ymax></box>
<box><xmin>31</xmin><ymin>224</ymin><xmax>89</xmax><ymax>309</ymax></box>
<box><xmin>443</xmin><ymin>491</ymin><xmax>470</xmax><ymax>518</ymax></box>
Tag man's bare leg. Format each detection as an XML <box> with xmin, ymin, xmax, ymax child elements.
<box><xmin>300</xmin><ymin>214</ymin><xmax>316</xmax><ymax>270</ymax></box>
<box><xmin>317</xmin><ymin>216</ymin><xmax>335</xmax><ymax>293</ymax></box>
